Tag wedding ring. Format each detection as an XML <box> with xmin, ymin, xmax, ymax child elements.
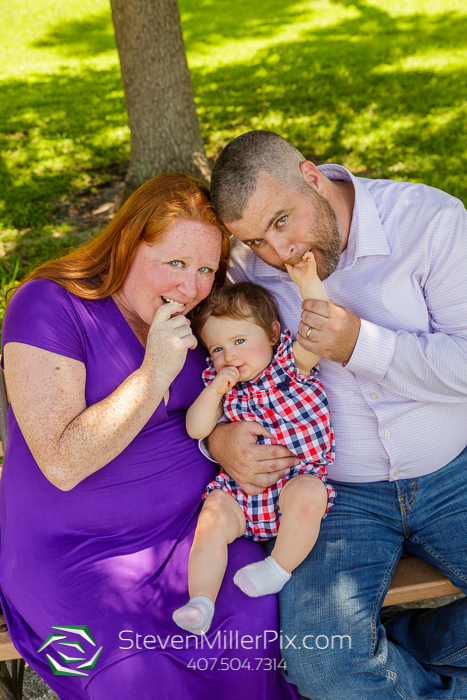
<box><xmin>306</xmin><ymin>326</ymin><xmax>312</xmax><ymax>339</ymax></box>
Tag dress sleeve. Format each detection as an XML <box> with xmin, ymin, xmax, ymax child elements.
<box><xmin>1</xmin><ymin>279</ymin><xmax>86</xmax><ymax>367</ymax></box>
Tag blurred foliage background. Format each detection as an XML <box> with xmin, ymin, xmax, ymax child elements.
<box><xmin>1</xmin><ymin>0</ymin><xmax>466</xmax><ymax>316</ymax></box>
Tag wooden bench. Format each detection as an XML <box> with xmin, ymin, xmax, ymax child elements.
<box><xmin>383</xmin><ymin>553</ymin><xmax>462</xmax><ymax>607</ymax></box>
<box><xmin>0</xmin><ymin>615</ymin><xmax>23</xmax><ymax>700</ymax></box>
<box><xmin>0</xmin><ymin>371</ymin><xmax>463</xmax><ymax>698</ymax></box>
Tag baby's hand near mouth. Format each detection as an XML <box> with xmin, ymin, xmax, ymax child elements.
<box><xmin>285</xmin><ymin>251</ymin><xmax>318</xmax><ymax>287</ymax></box>
<box><xmin>210</xmin><ymin>366</ymin><xmax>240</xmax><ymax>397</ymax></box>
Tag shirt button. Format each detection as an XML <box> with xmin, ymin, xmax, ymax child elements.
<box><xmin>370</xmin><ymin>393</ymin><xmax>378</xmax><ymax>400</ymax></box>
<box><xmin>394</xmin><ymin>470</ymin><xmax>399</xmax><ymax>477</ymax></box>
<box><xmin>384</xmin><ymin>430</ymin><xmax>391</xmax><ymax>438</ymax></box>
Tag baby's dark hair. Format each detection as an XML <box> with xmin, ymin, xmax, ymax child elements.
<box><xmin>191</xmin><ymin>282</ymin><xmax>282</xmax><ymax>345</ymax></box>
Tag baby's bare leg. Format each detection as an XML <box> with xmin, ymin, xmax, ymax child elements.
<box><xmin>190</xmin><ymin>489</ymin><xmax>246</xmax><ymax>601</ymax></box>
<box><xmin>272</xmin><ymin>473</ymin><xmax>328</xmax><ymax>572</ymax></box>
<box><xmin>173</xmin><ymin>489</ymin><xmax>245</xmax><ymax>634</ymax></box>
<box><xmin>234</xmin><ymin>474</ymin><xmax>327</xmax><ymax>598</ymax></box>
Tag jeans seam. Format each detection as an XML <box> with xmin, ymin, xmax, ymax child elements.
<box><xmin>375</xmin><ymin>657</ymin><xmax>420</xmax><ymax>700</ymax></box>
<box><xmin>434</xmin><ymin>645</ymin><xmax>467</xmax><ymax>665</ymax></box>
<box><xmin>371</xmin><ymin>539</ymin><xmax>423</xmax><ymax>700</ymax></box>
<box><xmin>409</xmin><ymin>536</ymin><xmax>467</xmax><ymax>586</ymax></box>
<box><xmin>398</xmin><ymin>496</ymin><xmax>409</xmax><ymax>538</ymax></box>
<box><xmin>371</xmin><ymin>537</ymin><xmax>405</xmax><ymax>654</ymax></box>
<box><xmin>376</xmin><ymin>653</ymin><xmax>466</xmax><ymax>700</ymax></box>
<box><xmin>396</xmin><ymin>481</ymin><xmax>419</xmax><ymax>537</ymax></box>
<box><xmin>408</xmin><ymin>537</ymin><xmax>467</xmax><ymax>668</ymax></box>
<box><xmin>404</xmin><ymin>480</ymin><xmax>419</xmax><ymax>509</ymax></box>
<box><xmin>395</xmin><ymin>482</ymin><xmax>408</xmax><ymax>537</ymax></box>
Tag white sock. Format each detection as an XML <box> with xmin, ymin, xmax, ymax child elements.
<box><xmin>172</xmin><ymin>596</ymin><xmax>215</xmax><ymax>635</ymax></box>
<box><xmin>233</xmin><ymin>556</ymin><xmax>291</xmax><ymax>597</ymax></box>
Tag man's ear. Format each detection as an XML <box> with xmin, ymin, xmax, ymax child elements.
<box><xmin>300</xmin><ymin>161</ymin><xmax>326</xmax><ymax>195</ymax></box>
<box><xmin>270</xmin><ymin>320</ymin><xmax>281</xmax><ymax>345</ymax></box>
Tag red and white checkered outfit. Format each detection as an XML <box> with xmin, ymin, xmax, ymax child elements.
<box><xmin>202</xmin><ymin>331</ymin><xmax>336</xmax><ymax>542</ymax></box>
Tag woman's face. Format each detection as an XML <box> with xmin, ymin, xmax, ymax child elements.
<box><xmin>120</xmin><ymin>219</ymin><xmax>223</xmax><ymax>325</ymax></box>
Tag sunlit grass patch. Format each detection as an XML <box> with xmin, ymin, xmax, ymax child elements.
<box><xmin>0</xmin><ymin>0</ymin><xmax>466</xmax><ymax>318</ymax></box>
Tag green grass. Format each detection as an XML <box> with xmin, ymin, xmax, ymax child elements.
<box><xmin>1</xmin><ymin>0</ymin><xmax>466</xmax><ymax>314</ymax></box>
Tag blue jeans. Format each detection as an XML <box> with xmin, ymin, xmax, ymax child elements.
<box><xmin>268</xmin><ymin>445</ymin><xmax>467</xmax><ymax>699</ymax></box>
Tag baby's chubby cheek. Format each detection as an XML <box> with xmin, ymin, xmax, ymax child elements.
<box><xmin>212</xmin><ymin>358</ymin><xmax>224</xmax><ymax>373</ymax></box>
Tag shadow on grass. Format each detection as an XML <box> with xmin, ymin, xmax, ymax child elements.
<box><xmin>1</xmin><ymin>0</ymin><xmax>466</xmax><ymax>244</ymax></box>
<box><xmin>192</xmin><ymin>0</ymin><xmax>467</xmax><ymax>197</ymax></box>
<box><xmin>180</xmin><ymin>0</ymin><xmax>315</xmax><ymax>45</ymax></box>
<box><xmin>0</xmin><ymin>64</ymin><xmax>127</xmax><ymax>230</ymax></box>
<box><xmin>30</xmin><ymin>0</ymin><xmax>306</xmax><ymax>59</ymax></box>
<box><xmin>32</xmin><ymin>12</ymin><xmax>116</xmax><ymax>56</ymax></box>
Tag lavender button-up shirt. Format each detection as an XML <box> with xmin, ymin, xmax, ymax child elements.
<box><xmin>227</xmin><ymin>165</ymin><xmax>467</xmax><ymax>483</ymax></box>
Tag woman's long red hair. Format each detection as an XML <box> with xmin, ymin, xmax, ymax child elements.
<box><xmin>8</xmin><ymin>173</ymin><xmax>231</xmax><ymax>302</ymax></box>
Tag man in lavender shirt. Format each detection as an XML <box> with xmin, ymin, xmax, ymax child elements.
<box><xmin>206</xmin><ymin>130</ymin><xmax>467</xmax><ymax>700</ymax></box>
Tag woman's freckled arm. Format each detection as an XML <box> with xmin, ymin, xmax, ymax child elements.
<box><xmin>4</xmin><ymin>299</ymin><xmax>198</xmax><ymax>490</ymax></box>
<box><xmin>4</xmin><ymin>342</ymin><xmax>171</xmax><ymax>491</ymax></box>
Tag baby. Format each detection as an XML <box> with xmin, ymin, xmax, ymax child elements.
<box><xmin>173</xmin><ymin>253</ymin><xmax>336</xmax><ymax>635</ymax></box>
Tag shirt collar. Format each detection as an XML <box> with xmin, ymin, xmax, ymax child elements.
<box><xmin>318</xmin><ymin>164</ymin><xmax>391</xmax><ymax>271</ymax></box>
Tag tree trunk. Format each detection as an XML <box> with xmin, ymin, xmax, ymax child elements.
<box><xmin>110</xmin><ymin>0</ymin><xmax>210</xmax><ymax>202</ymax></box>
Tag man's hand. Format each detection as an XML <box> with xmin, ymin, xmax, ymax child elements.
<box><xmin>298</xmin><ymin>299</ymin><xmax>361</xmax><ymax>364</ymax></box>
<box><xmin>207</xmin><ymin>421</ymin><xmax>299</xmax><ymax>496</ymax></box>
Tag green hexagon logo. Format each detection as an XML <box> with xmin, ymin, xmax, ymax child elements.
<box><xmin>38</xmin><ymin>625</ymin><xmax>103</xmax><ymax>677</ymax></box>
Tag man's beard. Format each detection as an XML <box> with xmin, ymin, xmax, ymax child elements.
<box><xmin>274</xmin><ymin>190</ymin><xmax>342</xmax><ymax>280</ymax></box>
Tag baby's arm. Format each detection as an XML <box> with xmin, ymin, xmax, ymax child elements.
<box><xmin>285</xmin><ymin>252</ymin><xmax>329</xmax><ymax>373</ymax></box>
<box><xmin>186</xmin><ymin>366</ymin><xmax>239</xmax><ymax>439</ymax></box>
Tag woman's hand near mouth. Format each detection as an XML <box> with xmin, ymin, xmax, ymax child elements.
<box><xmin>142</xmin><ymin>302</ymin><xmax>197</xmax><ymax>382</ymax></box>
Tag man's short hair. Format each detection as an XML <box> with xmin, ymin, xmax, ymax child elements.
<box><xmin>210</xmin><ymin>130</ymin><xmax>306</xmax><ymax>223</ymax></box>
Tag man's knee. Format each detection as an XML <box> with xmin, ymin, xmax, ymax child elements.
<box><xmin>283</xmin><ymin>642</ymin><xmax>379</xmax><ymax>698</ymax></box>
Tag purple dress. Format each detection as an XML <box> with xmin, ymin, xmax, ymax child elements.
<box><xmin>0</xmin><ymin>280</ymin><xmax>299</xmax><ymax>700</ymax></box>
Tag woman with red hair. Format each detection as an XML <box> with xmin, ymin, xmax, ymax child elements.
<box><xmin>0</xmin><ymin>174</ymin><xmax>299</xmax><ymax>700</ymax></box>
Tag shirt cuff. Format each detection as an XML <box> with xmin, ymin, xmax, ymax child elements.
<box><xmin>198</xmin><ymin>438</ymin><xmax>218</xmax><ymax>463</ymax></box>
<box><xmin>344</xmin><ymin>318</ymin><xmax>396</xmax><ymax>382</ymax></box>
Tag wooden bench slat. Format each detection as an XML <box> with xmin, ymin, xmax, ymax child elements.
<box><xmin>383</xmin><ymin>556</ymin><xmax>462</xmax><ymax>607</ymax></box>
<box><xmin>0</xmin><ymin>616</ymin><xmax>21</xmax><ymax>662</ymax></box>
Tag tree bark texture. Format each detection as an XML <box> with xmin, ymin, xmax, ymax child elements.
<box><xmin>110</xmin><ymin>0</ymin><xmax>210</xmax><ymax>200</ymax></box>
